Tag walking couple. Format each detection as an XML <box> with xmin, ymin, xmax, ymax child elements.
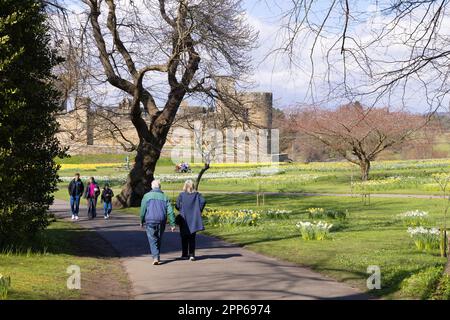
<box><xmin>140</xmin><ymin>179</ymin><xmax>206</xmax><ymax>265</ymax></box>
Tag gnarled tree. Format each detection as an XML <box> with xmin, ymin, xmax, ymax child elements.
<box><xmin>77</xmin><ymin>0</ymin><xmax>256</xmax><ymax>207</ymax></box>
<box><xmin>288</xmin><ymin>102</ymin><xmax>426</xmax><ymax>180</ymax></box>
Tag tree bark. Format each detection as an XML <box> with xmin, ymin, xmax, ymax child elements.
<box><xmin>360</xmin><ymin>159</ymin><xmax>370</xmax><ymax>181</ymax></box>
<box><xmin>114</xmin><ymin>139</ymin><xmax>162</xmax><ymax>207</ymax></box>
<box><xmin>195</xmin><ymin>163</ymin><xmax>210</xmax><ymax>191</ymax></box>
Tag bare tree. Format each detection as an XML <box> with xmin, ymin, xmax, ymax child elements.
<box><xmin>287</xmin><ymin>102</ymin><xmax>426</xmax><ymax>180</ymax></box>
<box><xmin>276</xmin><ymin>0</ymin><xmax>450</xmax><ymax>111</ymax></box>
<box><xmin>61</xmin><ymin>0</ymin><xmax>258</xmax><ymax>207</ymax></box>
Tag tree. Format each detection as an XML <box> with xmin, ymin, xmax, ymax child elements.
<box><xmin>0</xmin><ymin>0</ymin><xmax>64</xmax><ymax>247</ymax></box>
<box><xmin>288</xmin><ymin>102</ymin><xmax>425</xmax><ymax>180</ymax></box>
<box><xmin>75</xmin><ymin>0</ymin><xmax>256</xmax><ymax>207</ymax></box>
<box><xmin>276</xmin><ymin>0</ymin><xmax>450</xmax><ymax>112</ymax></box>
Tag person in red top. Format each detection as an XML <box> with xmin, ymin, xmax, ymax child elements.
<box><xmin>84</xmin><ymin>177</ymin><xmax>100</xmax><ymax>220</ymax></box>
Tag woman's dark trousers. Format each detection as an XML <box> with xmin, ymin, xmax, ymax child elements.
<box><xmin>181</xmin><ymin>232</ymin><xmax>197</xmax><ymax>257</ymax></box>
<box><xmin>88</xmin><ymin>198</ymin><xmax>97</xmax><ymax>219</ymax></box>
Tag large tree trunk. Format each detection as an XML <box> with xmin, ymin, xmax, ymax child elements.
<box><xmin>114</xmin><ymin>138</ymin><xmax>162</xmax><ymax>207</ymax></box>
<box><xmin>360</xmin><ymin>159</ymin><xmax>370</xmax><ymax>181</ymax></box>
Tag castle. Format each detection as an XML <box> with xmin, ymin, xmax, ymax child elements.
<box><xmin>56</xmin><ymin>78</ymin><xmax>278</xmax><ymax>163</ymax></box>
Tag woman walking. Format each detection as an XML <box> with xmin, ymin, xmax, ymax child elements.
<box><xmin>175</xmin><ymin>180</ymin><xmax>206</xmax><ymax>261</ymax></box>
<box><xmin>101</xmin><ymin>183</ymin><xmax>114</xmax><ymax>219</ymax></box>
<box><xmin>85</xmin><ymin>177</ymin><xmax>100</xmax><ymax>220</ymax></box>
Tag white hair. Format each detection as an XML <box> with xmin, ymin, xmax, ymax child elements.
<box><xmin>183</xmin><ymin>180</ymin><xmax>195</xmax><ymax>193</ymax></box>
<box><xmin>151</xmin><ymin>179</ymin><xmax>161</xmax><ymax>189</ymax></box>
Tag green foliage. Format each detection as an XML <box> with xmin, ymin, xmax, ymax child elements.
<box><xmin>0</xmin><ymin>0</ymin><xmax>64</xmax><ymax>247</ymax></box>
<box><xmin>400</xmin><ymin>266</ymin><xmax>443</xmax><ymax>299</ymax></box>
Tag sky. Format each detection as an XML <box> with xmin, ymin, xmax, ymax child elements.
<box><xmin>60</xmin><ymin>0</ymin><xmax>450</xmax><ymax>113</ymax></box>
<box><xmin>240</xmin><ymin>0</ymin><xmax>450</xmax><ymax>113</ymax></box>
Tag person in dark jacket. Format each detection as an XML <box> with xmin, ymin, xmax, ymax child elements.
<box><xmin>140</xmin><ymin>180</ymin><xmax>176</xmax><ymax>265</ymax></box>
<box><xmin>68</xmin><ymin>173</ymin><xmax>84</xmax><ymax>220</ymax></box>
<box><xmin>101</xmin><ymin>184</ymin><xmax>114</xmax><ymax>219</ymax></box>
<box><xmin>175</xmin><ymin>180</ymin><xmax>206</xmax><ymax>261</ymax></box>
<box><xmin>84</xmin><ymin>177</ymin><xmax>100</xmax><ymax>220</ymax></box>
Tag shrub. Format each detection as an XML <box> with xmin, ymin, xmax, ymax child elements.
<box><xmin>296</xmin><ymin>221</ymin><xmax>333</xmax><ymax>240</ymax></box>
<box><xmin>407</xmin><ymin>227</ymin><xmax>440</xmax><ymax>252</ymax></box>
<box><xmin>401</xmin><ymin>266</ymin><xmax>443</xmax><ymax>299</ymax></box>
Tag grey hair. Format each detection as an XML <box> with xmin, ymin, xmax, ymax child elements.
<box><xmin>183</xmin><ymin>180</ymin><xmax>195</xmax><ymax>193</ymax></box>
<box><xmin>151</xmin><ymin>179</ymin><xmax>161</xmax><ymax>189</ymax></box>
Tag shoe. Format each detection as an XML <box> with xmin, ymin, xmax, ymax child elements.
<box><xmin>104</xmin><ymin>216</ymin><xmax>108</xmax><ymax>219</ymax></box>
<box><xmin>152</xmin><ymin>259</ymin><xmax>160</xmax><ymax>265</ymax></box>
<box><xmin>189</xmin><ymin>256</ymin><xmax>196</xmax><ymax>261</ymax></box>
<box><xmin>180</xmin><ymin>256</ymin><xmax>189</xmax><ymax>260</ymax></box>
<box><xmin>75</xmin><ymin>216</ymin><xmax>79</xmax><ymax>220</ymax></box>
<box><xmin>71</xmin><ymin>215</ymin><xmax>75</xmax><ymax>220</ymax></box>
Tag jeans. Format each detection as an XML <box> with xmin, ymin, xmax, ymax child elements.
<box><xmin>181</xmin><ymin>232</ymin><xmax>196</xmax><ymax>257</ymax></box>
<box><xmin>87</xmin><ymin>198</ymin><xmax>97</xmax><ymax>219</ymax></box>
<box><xmin>145</xmin><ymin>223</ymin><xmax>166</xmax><ymax>260</ymax></box>
<box><xmin>103</xmin><ymin>201</ymin><xmax>112</xmax><ymax>217</ymax></box>
<box><xmin>70</xmin><ymin>195</ymin><xmax>81</xmax><ymax>216</ymax></box>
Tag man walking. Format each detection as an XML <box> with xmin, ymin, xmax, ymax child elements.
<box><xmin>68</xmin><ymin>173</ymin><xmax>84</xmax><ymax>220</ymax></box>
<box><xmin>140</xmin><ymin>180</ymin><xmax>175</xmax><ymax>265</ymax></box>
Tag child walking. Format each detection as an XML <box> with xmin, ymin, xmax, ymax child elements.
<box><xmin>101</xmin><ymin>184</ymin><xmax>114</xmax><ymax>219</ymax></box>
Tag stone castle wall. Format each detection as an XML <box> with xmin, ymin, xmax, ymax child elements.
<box><xmin>56</xmin><ymin>79</ymin><xmax>273</xmax><ymax>161</ymax></box>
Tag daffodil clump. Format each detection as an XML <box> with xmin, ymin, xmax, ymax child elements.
<box><xmin>296</xmin><ymin>221</ymin><xmax>333</xmax><ymax>240</ymax></box>
<box><xmin>407</xmin><ymin>227</ymin><xmax>440</xmax><ymax>252</ymax></box>
<box><xmin>0</xmin><ymin>274</ymin><xmax>11</xmax><ymax>300</ymax></box>
<box><xmin>203</xmin><ymin>208</ymin><xmax>261</xmax><ymax>226</ymax></box>
<box><xmin>397</xmin><ymin>210</ymin><xmax>429</xmax><ymax>227</ymax></box>
<box><xmin>307</xmin><ymin>207</ymin><xmax>325</xmax><ymax>219</ymax></box>
<box><xmin>263</xmin><ymin>209</ymin><xmax>292</xmax><ymax>219</ymax></box>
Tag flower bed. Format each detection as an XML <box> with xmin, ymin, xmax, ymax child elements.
<box><xmin>263</xmin><ymin>209</ymin><xmax>292</xmax><ymax>219</ymax></box>
<box><xmin>397</xmin><ymin>210</ymin><xmax>429</xmax><ymax>227</ymax></box>
<box><xmin>407</xmin><ymin>227</ymin><xmax>440</xmax><ymax>252</ymax></box>
<box><xmin>296</xmin><ymin>221</ymin><xmax>333</xmax><ymax>240</ymax></box>
<box><xmin>203</xmin><ymin>208</ymin><xmax>260</xmax><ymax>226</ymax></box>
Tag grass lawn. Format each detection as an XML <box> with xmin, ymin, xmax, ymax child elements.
<box><xmin>0</xmin><ymin>220</ymin><xmax>129</xmax><ymax>300</ymax></box>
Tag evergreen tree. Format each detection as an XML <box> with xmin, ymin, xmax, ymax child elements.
<box><xmin>0</xmin><ymin>0</ymin><xmax>64</xmax><ymax>247</ymax></box>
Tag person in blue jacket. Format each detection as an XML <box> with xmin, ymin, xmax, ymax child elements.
<box><xmin>175</xmin><ymin>180</ymin><xmax>206</xmax><ymax>261</ymax></box>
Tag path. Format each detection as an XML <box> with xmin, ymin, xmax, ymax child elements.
<box><xmin>51</xmin><ymin>199</ymin><xmax>368</xmax><ymax>300</ymax></box>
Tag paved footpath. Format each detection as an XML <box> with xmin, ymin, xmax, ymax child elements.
<box><xmin>51</xmin><ymin>199</ymin><xmax>369</xmax><ymax>300</ymax></box>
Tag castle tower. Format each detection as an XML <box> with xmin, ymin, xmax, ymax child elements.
<box><xmin>215</xmin><ymin>76</ymin><xmax>237</xmax><ymax>114</ymax></box>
